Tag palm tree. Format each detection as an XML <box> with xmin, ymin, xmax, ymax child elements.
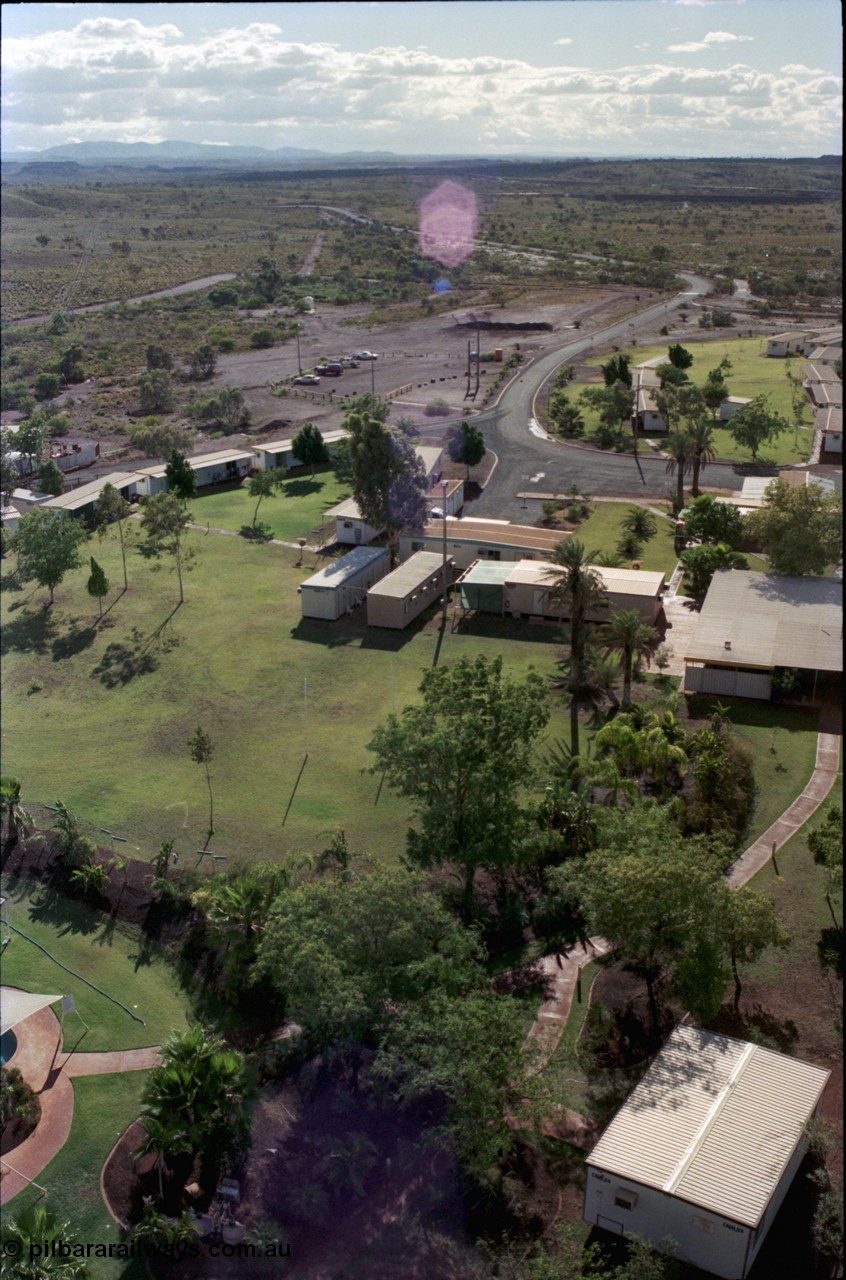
<box><xmin>132</xmin><ymin>1115</ymin><xmax>190</xmax><ymax>1200</ymax></box>
<box><xmin>601</xmin><ymin>609</ymin><xmax>659</xmax><ymax>708</ymax></box>
<box><xmin>544</xmin><ymin>540</ymin><xmax>608</xmax><ymax>756</ymax></box>
<box><xmin>2</xmin><ymin>1203</ymin><xmax>90</xmax><ymax>1277</ymax></box>
<box><xmin>664</xmin><ymin>429</ymin><xmax>694</xmax><ymax>513</ymax></box>
<box><xmin>620</xmin><ymin>506</ymin><xmax>658</xmax><ymax>542</ymax></box>
<box><xmin>1</xmin><ymin>775</ymin><xmax>32</xmax><ymax>858</ymax></box>
<box><xmin>685</xmin><ymin>417</ymin><xmax>718</xmax><ymax>497</ymax></box>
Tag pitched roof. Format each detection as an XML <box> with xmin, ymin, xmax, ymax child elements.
<box><xmin>588</xmin><ymin>1024</ymin><xmax>829</xmax><ymax>1228</ymax></box>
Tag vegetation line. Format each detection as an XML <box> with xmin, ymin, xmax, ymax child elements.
<box><xmin>6</xmin><ymin>921</ymin><xmax>145</xmax><ymax>1025</ymax></box>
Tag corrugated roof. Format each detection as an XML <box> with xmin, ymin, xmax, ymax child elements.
<box><xmin>685</xmin><ymin>570</ymin><xmax>842</xmax><ymax>671</ymax></box>
<box><xmin>367</xmin><ymin>551</ymin><xmax>447</xmax><ymax>599</ymax></box>
<box><xmin>300</xmin><ymin>545</ymin><xmax>388</xmax><ymax>589</ymax></box>
<box><xmin>506</xmin><ymin>559</ymin><xmax>665</xmax><ymax>596</ymax></box>
<box><xmin>40</xmin><ymin>471</ymin><xmax>145</xmax><ymax>511</ymax></box>
<box><xmin>456</xmin><ymin>560</ymin><xmax>516</xmax><ymax>587</ymax></box>
<box><xmin>588</xmin><ymin>1024</ymin><xmax>829</xmax><ymax>1227</ymax></box>
<box><xmin>420</xmin><ymin>518</ymin><xmax>566</xmax><ymax>552</ymax></box>
<box><xmin>256</xmin><ymin>429</ymin><xmax>348</xmax><ymax>453</ymax></box>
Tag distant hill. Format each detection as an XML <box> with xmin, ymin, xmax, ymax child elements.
<box><xmin>1</xmin><ymin>140</ymin><xmax>404</xmax><ymax>166</ymax></box>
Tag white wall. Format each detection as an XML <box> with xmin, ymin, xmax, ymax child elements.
<box><xmin>584</xmin><ymin>1170</ymin><xmax>752</xmax><ymax>1279</ymax></box>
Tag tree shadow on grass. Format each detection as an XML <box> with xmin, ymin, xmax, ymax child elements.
<box><xmin>817</xmin><ymin>925</ymin><xmax>842</xmax><ymax>979</ymax></box>
<box><xmin>0</xmin><ymin>605</ymin><xmax>59</xmax><ymax>656</ymax></box>
<box><xmin>51</xmin><ymin>622</ymin><xmax>97</xmax><ymax>662</ymax></box>
<box><xmin>282</xmin><ymin>478</ymin><xmax>322</xmax><ymax>498</ymax></box>
<box><xmin>26</xmin><ymin>885</ymin><xmax>101</xmax><ymax>939</ymax></box>
<box><xmin>710</xmin><ymin>1002</ymin><xmax>799</xmax><ymax>1053</ymax></box>
<box><xmin>90</xmin><ymin>627</ymin><xmax>160</xmax><ymax>687</ymax></box>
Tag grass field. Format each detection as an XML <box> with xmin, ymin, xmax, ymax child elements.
<box><xmin>188</xmin><ymin>468</ymin><xmax>349</xmax><ymax>543</ymax></box>
<box><xmin>558</xmin><ymin>500</ymin><xmax>679</xmax><ymax>576</ymax></box>
<box><xmin>572</xmin><ymin>336</ymin><xmax>817</xmax><ymax>466</ymax></box>
<box><xmin>0</xmin><ymin>876</ymin><xmax>190</xmax><ymax>1052</ymax></box>
<box><xmin>1</xmin><ymin>524</ymin><xmax>573</xmax><ymax>865</ymax></box>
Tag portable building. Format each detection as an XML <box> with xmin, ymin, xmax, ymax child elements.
<box><xmin>584</xmin><ymin>1024</ymin><xmax>829</xmax><ymax>1280</ymax></box>
<box><xmin>252</xmin><ymin>429</ymin><xmax>348</xmax><ymax>472</ymax></box>
<box><xmin>299</xmin><ymin>546</ymin><xmax>390</xmax><ymax>620</ymax></box>
<box><xmin>188</xmin><ymin>448</ymin><xmax>253</xmax><ymax>488</ymax></box>
<box><xmin>324</xmin><ymin>497</ymin><xmax>383</xmax><ymax>546</ymax></box>
<box><xmin>400</xmin><ymin>518</ymin><xmax>565</xmax><ymax>570</ymax></box>
<box><xmin>457</xmin><ymin>560</ymin><xmax>515</xmax><ymax>613</ymax></box>
<box><xmin>683</xmin><ymin>569</ymin><xmax>842</xmax><ymax>701</ymax></box>
<box><xmin>39</xmin><ymin>470</ymin><xmax>145</xmax><ymax>521</ymax></box>
<box><xmin>719</xmin><ymin>396</ymin><xmax>753</xmax><ymax>421</ymax></box>
<box><xmin>366</xmin><ymin>551</ymin><xmax>453</xmax><ymax>629</ymax></box>
<box><xmin>503</xmin><ymin>561</ymin><xmax>665</xmax><ymax>624</ymax></box>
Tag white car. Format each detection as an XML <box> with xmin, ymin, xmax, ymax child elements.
<box><xmin>353</xmin><ymin>351</ymin><xmax>378</xmax><ymax>360</ymax></box>
<box><xmin>294</xmin><ymin>373</ymin><xmax>320</xmax><ymax>385</ymax></box>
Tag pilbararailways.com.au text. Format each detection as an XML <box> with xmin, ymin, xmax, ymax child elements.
<box><xmin>1</xmin><ymin>1238</ymin><xmax>292</xmax><ymax>1263</ymax></box>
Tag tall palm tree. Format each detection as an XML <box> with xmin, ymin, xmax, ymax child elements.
<box><xmin>545</xmin><ymin>541</ymin><xmax>608</xmax><ymax>757</ymax></box>
<box><xmin>601</xmin><ymin>609</ymin><xmax>659</xmax><ymax>708</ymax></box>
<box><xmin>685</xmin><ymin>416</ymin><xmax>718</xmax><ymax>497</ymax></box>
<box><xmin>132</xmin><ymin>1115</ymin><xmax>190</xmax><ymax>1200</ymax></box>
<box><xmin>664</xmin><ymin>429</ymin><xmax>694</xmax><ymax>513</ymax></box>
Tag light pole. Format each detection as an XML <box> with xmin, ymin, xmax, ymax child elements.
<box><xmin>441</xmin><ymin>479</ymin><xmax>449</xmax><ymax>623</ymax></box>
<box><xmin>295</xmin><ymin>325</ymin><xmax>302</xmax><ymax>374</ymax></box>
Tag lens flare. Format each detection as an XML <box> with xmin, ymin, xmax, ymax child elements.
<box><xmin>419</xmin><ymin>180</ymin><xmax>477</xmax><ymax>268</ymax></box>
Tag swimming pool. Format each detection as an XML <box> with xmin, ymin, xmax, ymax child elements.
<box><xmin>0</xmin><ymin>1029</ymin><xmax>18</xmax><ymax>1065</ymax></box>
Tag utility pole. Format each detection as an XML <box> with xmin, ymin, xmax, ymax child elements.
<box><xmin>441</xmin><ymin>480</ymin><xmax>449</xmax><ymax>624</ymax></box>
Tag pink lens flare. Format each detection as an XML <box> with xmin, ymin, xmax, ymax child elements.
<box><xmin>419</xmin><ymin>180</ymin><xmax>478</xmax><ymax>268</ymax></box>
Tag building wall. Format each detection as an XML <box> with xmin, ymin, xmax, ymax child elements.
<box><xmin>335</xmin><ymin>516</ymin><xmax>382</xmax><ymax>546</ymax></box>
<box><xmin>502</xmin><ymin>581</ymin><xmax>660</xmax><ymax>624</ymax></box>
<box><xmin>684</xmin><ymin>664</ymin><xmax>772</xmax><ymax>700</ymax></box>
<box><xmin>366</xmin><ymin>560</ymin><xmax>451</xmax><ymax>629</ymax></box>
<box><xmin>300</xmin><ymin>551</ymin><xmax>390</xmax><ymax>620</ymax></box>
<box><xmin>584</xmin><ymin>1170</ymin><xmax>751</xmax><ymax>1280</ymax></box>
<box><xmin>399</xmin><ymin>532</ymin><xmax>549</xmax><ymax>570</ymax></box>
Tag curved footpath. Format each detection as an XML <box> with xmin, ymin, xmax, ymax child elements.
<box><xmin>0</xmin><ymin>1005</ymin><xmax>159</xmax><ymax>1205</ymax></box>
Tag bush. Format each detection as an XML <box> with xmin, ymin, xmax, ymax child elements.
<box><xmin>250</xmin><ymin>328</ymin><xmax>276</xmax><ymax>349</ymax></box>
<box><xmin>424</xmin><ymin>398</ymin><xmax>451</xmax><ymax>417</ymax></box>
<box><xmin>34</xmin><ymin>372</ymin><xmax>60</xmax><ymax>401</ymax></box>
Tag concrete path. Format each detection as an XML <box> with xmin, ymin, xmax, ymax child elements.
<box><xmin>0</xmin><ymin>1003</ymin><xmax>159</xmax><ymax>1205</ymax></box>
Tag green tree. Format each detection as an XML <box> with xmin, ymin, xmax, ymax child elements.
<box><xmin>601</xmin><ymin>353</ymin><xmax>632</xmax><ymax>387</ymax></box>
<box><xmin>253</xmin><ymin>257</ymin><xmax>283</xmax><ymax>302</ymax></box>
<box><xmin>1</xmin><ymin>432</ymin><xmax>18</xmax><ymax>504</ymax></box>
<box><xmin>548</xmin><ymin>388</ymin><xmax>585</xmax><ymax>439</ymax></box>
<box><xmin>34</xmin><ymin>370</ymin><xmax>61</xmax><ymax>402</ymax></box>
<box><xmin>11</xmin><ymin>507</ymin><xmax>87</xmax><ymax>605</ymax></box>
<box><xmin>808</xmin><ymin>805</ymin><xmax>843</xmax><ymax>897</ymax></box>
<box><xmin>601</xmin><ymin>610</ymin><xmax>659</xmax><ymax>708</ymax></box>
<box><xmin>189</xmin><ymin>344</ymin><xmax>217</xmax><ymax>381</ymax></box>
<box><xmin>701</xmin><ymin>364</ymin><xmax>731</xmax><ymax>420</ymax></box>
<box><xmin>57</xmin><ymin>343</ymin><xmax>85</xmax><ymax>384</ymax></box>
<box><xmin>544</xmin><ymin>540</ymin><xmax>608</xmax><ymax>755</ymax></box>
<box><xmin>727</xmin><ymin>396</ymin><xmax>787</xmax><ymax>461</ymax></box>
<box><xmin>620</xmin><ymin>506</ymin><xmax>657</xmax><ymax>543</ymax></box>
<box><xmin>247</xmin><ymin>469</ymin><xmax>282</xmax><ymax>529</ymax></box>
<box><xmin>36</xmin><ymin>458</ymin><xmax>65</xmax><ymax>497</ymax></box>
<box><xmin>145</xmin><ymin>343</ymin><xmax>173</xmax><ymax>371</ymax></box>
<box><xmin>292</xmin><ymin>422</ymin><xmax>329</xmax><ymax>474</ymax></box>
<box><xmin>1</xmin><ymin>1202</ymin><xmax>91</xmax><ymax>1278</ymax></box>
<box><xmin>680</xmin><ymin>543</ymin><xmax>747</xmax><ymax>599</ymax></box>
<box><xmin>165</xmin><ymin>449</ymin><xmax>197</xmax><ymax>500</ymax></box>
<box><xmin>717</xmin><ymin>885</ymin><xmax>789</xmax><ymax>1013</ymax></box>
<box><xmin>375</xmin><ymin>986</ymin><xmax>523</xmax><ymax>1181</ymax></box>
<box><xmin>684</xmin><ymin>414</ymin><xmax>717</xmax><ymax>498</ymax></box>
<box><xmin>255</xmin><ymin>867</ymin><xmax>482</xmax><ymax>1045</ymax></box>
<box><xmin>95</xmin><ymin>482</ymin><xmax>131</xmax><ymax>591</ymax></box>
<box><xmin>367</xmin><ymin>656</ymin><xmax>549</xmax><ymax>914</ymax></box>
<box><xmin>139</xmin><ymin>369</ymin><xmax>175</xmax><ymax>415</ymax></box>
<box><xmin>345</xmin><ymin>410</ymin><xmax>427</xmax><ymax>546</ymax></box>
<box><xmin>86</xmin><ymin>555</ymin><xmax>109</xmax><ymax>620</ymax></box>
<box><xmin>127</xmin><ymin>416</ymin><xmax>193</xmax><ymax>458</ymax></box>
<box><xmin>446</xmin><ymin>420</ymin><xmax>486</xmax><ymax>478</ymax></box>
<box><xmin>188</xmin><ymin>726</ymin><xmax>215</xmax><ymax>841</ymax></box>
<box><xmin>663</xmin><ymin>429</ymin><xmax>694</xmax><ymax>512</ymax></box>
<box><xmin>16</xmin><ymin>414</ymin><xmax>47</xmax><ymax>471</ymax></box>
<box><xmin>682</xmin><ymin>495</ymin><xmax>744</xmax><ymax>548</ymax></box>
<box><xmin>745</xmin><ymin>478</ymin><xmax>841</xmax><ymax>575</ymax></box>
<box><xmin>69</xmin><ymin>859</ymin><xmax>110</xmax><ymax>900</ymax></box>
<box><xmin>580</xmin><ymin>382</ymin><xmax>634</xmax><ymax>447</ymax></box>
<box><xmin>139</xmin><ymin>491</ymin><xmax>191</xmax><ymax>603</ymax></box>
<box><xmin>0</xmin><ymin>776</ymin><xmax>33</xmax><ymax>858</ymax></box>
<box><xmin>667</xmin><ymin>343</ymin><xmax>693</xmax><ymax>371</ymax></box>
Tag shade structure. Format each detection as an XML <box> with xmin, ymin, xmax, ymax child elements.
<box><xmin>1</xmin><ymin>987</ymin><xmax>62</xmax><ymax>1035</ymax></box>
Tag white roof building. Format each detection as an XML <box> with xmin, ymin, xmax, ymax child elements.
<box><xmin>584</xmin><ymin>1024</ymin><xmax>830</xmax><ymax>1279</ymax></box>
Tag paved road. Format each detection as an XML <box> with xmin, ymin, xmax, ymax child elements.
<box><xmin>469</xmin><ymin>273</ymin><xmax>748</xmax><ymax>517</ymax></box>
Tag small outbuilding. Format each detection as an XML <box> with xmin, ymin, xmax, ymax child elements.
<box><xmin>40</xmin><ymin>470</ymin><xmax>144</xmax><ymax>520</ymax></box>
<box><xmin>252</xmin><ymin>429</ymin><xmax>348</xmax><ymax>472</ymax></box>
<box><xmin>584</xmin><ymin>1024</ymin><xmax>830</xmax><ymax>1280</ymax></box>
<box><xmin>366</xmin><ymin>551</ymin><xmax>453</xmax><ymax>629</ymax></box>
<box><xmin>299</xmin><ymin>545</ymin><xmax>390</xmax><ymax>620</ymax></box>
<box><xmin>324</xmin><ymin>497</ymin><xmax>383</xmax><ymax>547</ymax></box>
<box><xmin>456</xmin><ymin>559</ymin><xmax>665</xmax><ymax>624</ymax></box>
<box><xmin>719</xmin><ymin>396</ymin><xmax>753</xmax><ymax>421</ymax></box>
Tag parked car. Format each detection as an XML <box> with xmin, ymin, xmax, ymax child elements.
<box><xmin>339</xmin><ymin>357</ymin><xmax>359</xmax><ymax>368</ymax></box>
<box><xmin>353</xmin><ymin>351</ymin><xmax>378</xmax><ymax>360</ymax></box>
<box><xmin>315</xmin><ymin>363</ymin><xmax>343</xmax><ymax>376</ymax></box>
<box><xmin>294</xmin><ymin>373</ymin><xmax>320</xmax><ymax>385</ymax></box>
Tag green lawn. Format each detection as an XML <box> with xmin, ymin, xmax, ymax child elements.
<box><xmin>7</xmin><ymin>1073</ymin><xmax>150</xmax><ymax>1280</ymax></box>
<box><xmin>559</xmin><ymin>500</ymin><xmax>679</xmax><ymax>576</ymax></box>
<box><xmin>684</xmin><ymin>696</ymin><xmax>821</xmax><ymax>842</ymax></box>
<box><xmin>2</xmin><ymin>525</ymin><xmax>572</xmax><ymax>866</ymax></box>
<box><xmin>573</xmin><ymin>335</ymin><xmax>816</xmax><ymax>466</ymax></box>
<box><xmin>0</xmin><ymin>876</ymin><xmax>190</xmax><ymax>1052</ymax></box>
<box><xmin>188</xmin><ymin>466</ymin><xmax>351</xmax><ymax>543</ymax></box>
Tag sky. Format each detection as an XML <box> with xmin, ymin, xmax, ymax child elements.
<box><xmin>1</xmin><ymin>1</ymin><xmax>842</xmax><ymax>158</ymax></box>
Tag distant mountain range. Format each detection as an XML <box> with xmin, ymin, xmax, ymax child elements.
<box><xmin>1</xmin><ymin>140</ymin><xmax>409</xmax><ymax>166</ymax></box>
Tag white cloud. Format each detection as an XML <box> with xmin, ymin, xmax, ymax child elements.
<box><xmin>553</xmin><ymin>38</ymin><xmax>573</xmax><ymax>46</ymax></box>
<box><xmin>0</xmin><ymin>12</ymin><xmax>840</xmax><ymax>158</ymax></box>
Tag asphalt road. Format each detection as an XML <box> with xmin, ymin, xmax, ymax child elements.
<box><xmin>470</xmin><ymin>272</ymin><xmax>748</xmax><ymax>519</ymax></box>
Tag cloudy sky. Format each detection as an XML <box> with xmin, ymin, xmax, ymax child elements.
<box><xmin>2</xmin><ymin>1</ymin><xmax>842</xmax><ymax>158</ymax></box>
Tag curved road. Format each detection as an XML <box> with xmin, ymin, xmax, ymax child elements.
<box><xmin>469</xmin><ymin>273</ymin><xmax>749</xmax><ymax>515</ymax></box>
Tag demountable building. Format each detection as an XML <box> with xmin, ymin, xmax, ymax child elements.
<box><xmin>584</xmin><ymin>1024</ymin><xmax>830</xmax><ymax>1280</ymax></box>
<box><xmin>366</xmin><ymin>551</ymin><xmax>453</xmax><ymax>629</ymax></box>
<box><xmin>299</xmin><ymin>546</ymin><xmax>390</xmax><ymax>620</ymax></box>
